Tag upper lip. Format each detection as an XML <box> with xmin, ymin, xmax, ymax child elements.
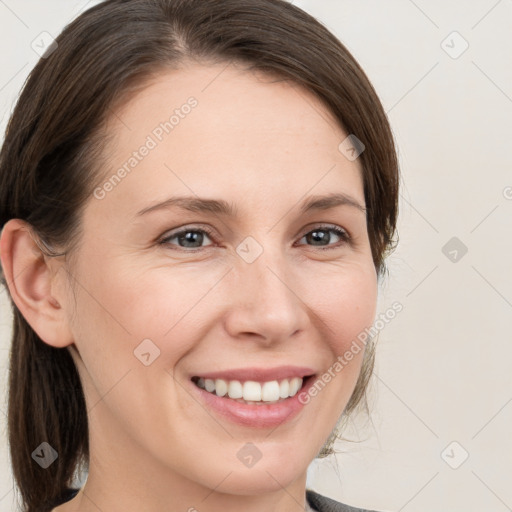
<box><xmin>191</xmin><ymin>365</ymin><xmax>316</xmax><ymax>383</ymax></box>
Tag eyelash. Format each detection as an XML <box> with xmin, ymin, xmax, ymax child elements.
<box><xmin>157</xmin><ymin>224</ymin><xmax>351</xmax><ymax>252</ymax></box>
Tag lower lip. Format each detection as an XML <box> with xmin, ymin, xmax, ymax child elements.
<box><xmin>190</xmin><ymin>376</ymin><xmax>315</xmax><ymax>428</ymax></box>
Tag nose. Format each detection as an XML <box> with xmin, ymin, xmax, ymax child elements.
<box><xmin>222</xmin><ymin>246</ymin><xmax>310</xmax><ymax>345</ymax></box>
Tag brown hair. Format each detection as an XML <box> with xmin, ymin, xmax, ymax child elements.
<box><xmin>0</xmin><ymin>0</ymin><xmax>399</xmax><ymax>510</ymax></box>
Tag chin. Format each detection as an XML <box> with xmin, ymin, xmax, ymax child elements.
<box><xmin>196</xmin><ymin>445</ymin><xmax>311</xmax><ymax>495</ymax></box>
<box><xmin>212</xmin><ymin>467</ymin><xmax>304</xmax><ymax>496</ymax></box>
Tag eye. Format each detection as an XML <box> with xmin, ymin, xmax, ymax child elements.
<box><xmin>296</xmin><ymin>225</ymin><xmax>351</xmax><ymax>250</ymax></box>
<box><xmin>158</xmin><ymin>224</ymin><xmax>351</xmax><ymax>252</ymax></box>
<box><xmin>158</xmin><ymin>226</ymin><xmax>215</xmax><ymax>250</ymax></box>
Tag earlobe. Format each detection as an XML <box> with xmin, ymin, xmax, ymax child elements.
<box><xmin>0</xmin><ymin>218</ymin><xmax>74</xmax><ymax>348</ymax></box>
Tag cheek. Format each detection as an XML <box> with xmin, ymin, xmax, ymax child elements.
<box><xmin>297</xmin><ymin>260</ymin><xmax>377</xmax><ymax>413</ymax></box>
<box><xmin>304</xmin><ymin>260</ymin><xmax>378</xmax><ymax>354</ymax></box>
<box><xmin>74</xmin><ymin>255</ymin><xmax>377</xmax><ymax>362</ymax></box>
<box><xmin>66</xmin><ymin>255</ymin><xmax>215</xmax><ymax>439</ymax></box>
<box><xmin>70</xmin><ymin>253</ymin><xmax>222</xmax><ymax>369</ymax></box>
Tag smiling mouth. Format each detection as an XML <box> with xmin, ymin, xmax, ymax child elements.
<box><xmin>191</xmin><ymin>375</ymin><xmax>315</xmax><ymax>405</ymax></box>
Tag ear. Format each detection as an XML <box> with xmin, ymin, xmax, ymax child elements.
<box><xmin>0</xmin><ymin>218</ymin><xmax>74</xmax><ymax>348</ymax></box>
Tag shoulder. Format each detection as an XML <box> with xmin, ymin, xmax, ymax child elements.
<box><xmin>306</xmin><ymin>489</ymin><xmax>383</xmax><ymax>512</ymax></box>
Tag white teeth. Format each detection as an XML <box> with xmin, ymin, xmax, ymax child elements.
<box><xmin>279</xmin><ymin>379</ymin><xmax>289</xmax><ymax>398</ymax></box>
<box><xmin>289</xmin><ymin>377</ymin><xmax>302</xmax><ymax>396</ymax></box>
<box><xmin>195</xmin><ymin>376</ymin><xmax>305</xmax><ymax>402</ymax></box>
<box><xmin>215</xmin><ymin>379</ymin><xmax>228</xmax><ymax>397</ymax></box>
<box><xmin>228</xmin><ymin>380</ymin><xmax>243</xmax><ymax>399</ymax></box>
<box><xmin>262</xmin><ymin>381</ymin><xmax>280</xmax><ymax>402</ymax></box>
<box><xmin>205</xmin><ymin>379</ymin><xmax>215</xmax><ymax>393</ymax></box>
<box><xmin>243</xmin><ymin>381</ymin><xmax>262</xmax><ymax>401</ymax></box>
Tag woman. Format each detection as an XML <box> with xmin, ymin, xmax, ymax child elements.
<box><xmin>0</xmin><ymin>0</ymin><xmax>399</xmax><ymax>511</ymax></box>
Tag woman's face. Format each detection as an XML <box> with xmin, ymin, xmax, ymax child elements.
<box><xmin>61</xmin><ymin>62</ymin><xmax>377</xmax><ymax>499</ymax></box>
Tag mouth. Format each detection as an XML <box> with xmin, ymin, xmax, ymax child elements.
<box><xmin>188</xmin><ymin>365</ymin><xmax>318</xmax><ymax>427</ymax></box>
<box><xmin>191</xmin><ymin>374</ymin><xmax>316</xmax><ymax>405</ymax></box>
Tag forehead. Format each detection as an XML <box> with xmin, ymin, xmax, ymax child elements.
<box><xmin>88</xmin><ymin>62</ymin><xmax>365</xmax><ymax>223</ymax></box>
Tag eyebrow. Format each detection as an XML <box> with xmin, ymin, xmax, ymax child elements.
<box><xmin>135</xmin><ymin>192</ymin><xmax>366</xmax><ymax>217</ymax></box>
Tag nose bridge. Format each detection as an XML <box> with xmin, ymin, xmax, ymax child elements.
<box><xmin>224</xmin><ymin>239</ymin><xmax>307</xmax><ymax>341</ymax></box>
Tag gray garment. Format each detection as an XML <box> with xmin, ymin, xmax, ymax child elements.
<box><xmin>306</xmin><ymin>489</ymin><xmax>380</xmax><ymax>512</ymax></box>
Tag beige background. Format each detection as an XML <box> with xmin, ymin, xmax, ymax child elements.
<box><xmin>1</xmin><ymin>1</ymin><xmax>511</xmax><ymax>511</ymax></box>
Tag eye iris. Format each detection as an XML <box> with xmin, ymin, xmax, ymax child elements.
<box><xmin>179</xmin><ymin>231</ymin><xmax>204</xmax><ymax>247</ymax></box>
<box><xmin>307</xmin><ymin>229</ymin><xmax>330</xmax><ymax>246</ymax></box>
